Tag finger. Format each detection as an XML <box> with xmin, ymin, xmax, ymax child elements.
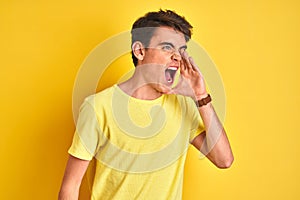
<box><xmin>180</xmin><ymin>51</ymin><xmax>193</xmax><ymax>72</ymax></box>
<box><xmin>188</xmin><ymin>57</ymin><xmax>202</xmax><ymax>75</ymax></box>
<box><xmin>179</xmin><ymin>59</ymin><xmax>187</xmax><ymax>75</ymax></box>
<box><xmin>186</xmin><ymin>54</ymin><xmax>200</xmax><ymax>72</ymax></box>
<box><xmin>180</xmin><ymin>59</ymin><xmax>185</xmax><ymax>71</ymax></box>
<box><xmin>187</xmin><ymin>55</ymin><xmax>199</xmax><ymax>73</ymax></box>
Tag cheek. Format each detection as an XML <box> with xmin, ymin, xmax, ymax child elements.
<box><xmin>153</xmin><ymin>53</ymin><xmax>170</xmax><ymax>64</ymax></box>
<box><xmin>144</xmin><ymin>50</ymin><xmax>170</xmax><ymax>63</ymax></box>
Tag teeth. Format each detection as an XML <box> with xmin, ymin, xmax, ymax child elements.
<box><xmin>168</xmin><ymin>67</ymin><xmax>177</xmax><ymax>71</ymax></box>
<box><xmin>165</xmin><ymin>66</ymin><xmax>178</xmax><ymax>84</ymax></box>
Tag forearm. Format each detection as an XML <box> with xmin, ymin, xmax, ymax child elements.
<box><xmin>58</xmin><ymin>168</ymin><xmax>81</xmax><ymax>200</ymax></box>
<box><xmin>58</xmin><ymin>155</ymin><xmax>90</xmax><ymax>200</ymax></box>
<box><xmin>173</xmin><ymin>50</ymin><xmax>233</xmax><ymax>167</ymax></box>
<box><xmin>197</xmin><ymin>102</ymin><xmax>233</xmax><ymax>168</ymax></box>
<box><xmin>58</xmin><ymin>185</ymin><xmax>80</xmax><ymax>200</ymax></box>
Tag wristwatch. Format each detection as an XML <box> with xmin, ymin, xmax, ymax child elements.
<box><xmin>195</xmin><ymin>94</ymin><xmax>212</xmax><ymax>107</ymax></box>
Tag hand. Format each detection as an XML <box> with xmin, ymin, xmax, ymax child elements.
<box><xmin>171</xmin><ymin>51</ymin><xmax>208</xmax><ymax>100</ymax></box>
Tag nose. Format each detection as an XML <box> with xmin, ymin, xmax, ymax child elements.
<box><xmin>171</xmin><ymin>51</ymin><xmax>182</xmax><ymax>62</ymax></box>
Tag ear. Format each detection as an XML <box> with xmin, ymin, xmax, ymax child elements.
<box><xmin>132</xmin><ymin>41</ymin><xmax>145</xmax><ymax>61</ymax></box>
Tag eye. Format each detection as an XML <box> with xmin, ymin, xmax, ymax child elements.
<box><xmin>162</xmin><ymin>45</ymin><xmax>174</xmax><ymax>51</ymax></box>
<box><xmin>180</xmin><ymin>48</ymin><xmax>187</xmax><ymax>53</ymax></box>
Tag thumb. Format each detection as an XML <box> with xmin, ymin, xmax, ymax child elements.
<box><xmin>171</xmin><ymin>84</ymin><xmax>181</xmax><ymax>94</ymax></box>
<box><xmin>166</xmin><ymin>89</ymin><xmax>175</xmax><ymax>94</ymax></box>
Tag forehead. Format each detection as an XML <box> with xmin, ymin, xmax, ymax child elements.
<box><xmin>149</xmin><ymin>27</ymin><xmax>186</xmax><ymax>46</ymax></box>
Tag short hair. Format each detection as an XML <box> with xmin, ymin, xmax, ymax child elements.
<box><xmin>131</xmin><ymin>9</ymin><xmax>193</xmax><ymax>66</ymax></box>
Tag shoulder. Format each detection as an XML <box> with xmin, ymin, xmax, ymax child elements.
<box><xmin>83</xmin><ymin>85</ymin><xmax>116</xmax><ymax>107</ymax></box>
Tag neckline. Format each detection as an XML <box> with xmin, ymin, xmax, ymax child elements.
<box><xmin>113</xmin><ymin>84</ymin><xmax>165</xmax><ymax>104</ymax></box>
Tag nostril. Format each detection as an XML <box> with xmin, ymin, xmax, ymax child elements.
<box><xmin>172</xmin><ymin>53</ymin><xmax>181</xmax><ymax>61</ymax></box>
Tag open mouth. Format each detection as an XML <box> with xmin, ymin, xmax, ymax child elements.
<box><xmin>165</xmin><ymin>66</ymin><xmax>178</xmax><ymax>84</ymax></box>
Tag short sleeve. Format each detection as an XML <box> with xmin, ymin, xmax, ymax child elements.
<box><xmin>186</xmin><ymin>97</ymin><xmax>205</xmax><ymax>142</ymax></box>
<box><xmin>68</xmin><ymin>98</ymin><xmax>100</xmax><ymax>161</ymax></box>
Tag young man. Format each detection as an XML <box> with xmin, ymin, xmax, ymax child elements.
<box><xmin>59</xmin><ymin>10</ymin><xmax>233</xmax><ymax>200</ymax></box>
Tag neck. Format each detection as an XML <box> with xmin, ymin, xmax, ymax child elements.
<box><xmin>118</xmin><ymin>69</ymin><xmax>163</xmax><ymax>100</ymax></box>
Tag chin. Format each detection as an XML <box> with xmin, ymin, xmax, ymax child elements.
<box><xmin>155</xmin><ymin>82</ymin><xmax>172</xmax><ymax>94</ymax></box>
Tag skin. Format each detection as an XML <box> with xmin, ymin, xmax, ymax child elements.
<box><xmin>58</xmin><ymin>26</ymin><xmax>234</xmax><ymax>200</ymax></box>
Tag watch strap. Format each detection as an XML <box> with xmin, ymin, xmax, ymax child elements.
<box><xmin>196</xmin><ymin>94</ymin><xmax>212</xmax><ymax>107</ymax></box>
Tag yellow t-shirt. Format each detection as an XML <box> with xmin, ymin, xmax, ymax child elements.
<box><xmin>68</xmin><ymin>85</ymin><xmax>204</xmax><ymax>200</ymax></box>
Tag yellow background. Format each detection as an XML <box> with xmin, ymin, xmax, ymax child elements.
<box><xmin>1</xmin><ymin>0</ymin><xmax>300</xmax><ymax>199</ymax></box>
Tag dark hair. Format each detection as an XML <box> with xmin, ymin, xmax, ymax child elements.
<box><xmin>131</xmin><ymin>9</ymin><xmax>193</xmax><ymax>66</ymax></box>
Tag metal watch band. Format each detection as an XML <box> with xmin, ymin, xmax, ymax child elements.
<box><xmin>195</xmin><ymin>94</ymin><xmax>212</xmax><ymax>107</ymax></box>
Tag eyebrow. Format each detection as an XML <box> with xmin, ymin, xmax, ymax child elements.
<box><xmin>158</xmin><ymin>42</ymin><xmax>187</xmax><ymax>50</ymax></box>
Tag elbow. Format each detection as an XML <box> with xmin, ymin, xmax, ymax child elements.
<box><xmin>215</xmin><ymin>155</ymin><xmax>234</xmax><ymax>169</ymax></box>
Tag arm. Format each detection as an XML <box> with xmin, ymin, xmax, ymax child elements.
<box><xmin>191</xmin><ymin>102</ymin><xmax>234</xmax><ymax>168</ymax></box>
<box><xmin>58</xmin><ymin>155</ymin><xmax>90</xmax><ymax>200</ymax></box>
<box><xmin>172</xmin><ymin>51</ymin><xmax>234</xmax><ymax>168</ymax></box>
